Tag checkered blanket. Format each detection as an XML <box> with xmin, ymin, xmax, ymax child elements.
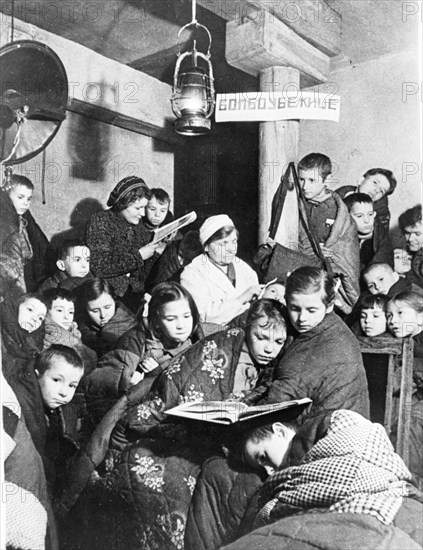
<box><xmin>255</xmin><ymin>410</ymin><xmax>412</xmax><ymax>527</ymax></box>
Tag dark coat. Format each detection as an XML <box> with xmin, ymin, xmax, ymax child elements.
<box><xmin>359</xmin><ymin>217</ymin><xmax>394</xmax><ymax>272</ymax></box>
<box><xmin>84</xmin><ymin>322</ymin><xmax>205</xmax><ymax>426</ymax></box>
<box><xmin>264</xmin><ymin>312</ymin><xmax>370</xmax><ymax>462</ymax></box>
<box><xmin>38</xmin><ymin>269</ymin><xmax>94</xmax><ymax>293</ymax></box>
<box><xmin>407</xmin><ymin>249</ymin><xmax>423</xmax><ymax>289</ymax></box>
<box><xmin>145</xmin><ymin>240</ymin><xmax>183</xmax><ymax>292</ymax></box>
<box><xmin>77</xmin><ymin>301</ymin><xmax>136</xmax><ymax>357</ymax></box>
<box><xmin>0</xmin><ymin>299</ymin><xmax>46</xmax><ymax>454</ymax></box>
<box><xmin>0</xmin><ymin>189</ymin><xmax>53</xmax><ymax>299</ymax></box>
<box><xmin>298</xmin><ymin>192</ymin><xmax>361</xmax><ymax>313</ymax></box>
<box><xmin>85</xmin><ymin>209</ymin><xmax>153</xmax><ymax>297</ymax></box>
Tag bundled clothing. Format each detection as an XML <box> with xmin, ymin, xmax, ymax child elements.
<box><xmin>359</xmin><ymin>217</ymin><xmax>394</xmax><ymax>272</ymax></box>
<box><xmin>1</xmin><ymin>299</ymin><xmax>46</xmax><ymax>454</ymax></box>
<box><xmin>65</xmin><ymin>327</ymin><xmax>281</xmax><ymax>550</ymax></box>
<box><xmin>407</xmin><ymin>248</ymin><xmax>423</xmax><ymax>289</ymax></box>
<box><xmin>86</xmin><ymin>209</ymin><xmax>155</xmax><ymax>298</ymax></box>
<box><xmin>180</xmin><ymin>253</ymin><xmax>259</xmax><ymax>325</ymax></box>
<box><xmin>44</xmin><ymin>319</ymin><xmax>97</xmax><ymax>374</ymax></box>
<box><xmin>3</xmin><ymin>373</ymin><xmax>58</xmax><ymax>550</ymax></box>
<box><xmin>298</xmin><ymin>191</ymin><xmax>360</xmax><ymax>313</ymax></box>
<box><xmin>145</xmin><ymin>230</ymin><xmax>202</xmax><ymax>293</ymax></box>
<box><xmin>0</xmin><ymin>189</ymin><xmax>53</xmax><ymax>300</ymax></box>
<box><xmin>255</xmin><ymin>192</ymin><xmax>360</xmax><ymax>314</ymax></box>
<box><xmin>255</xmin><ymin>410</ymin><xmax>412</xmax><ymax>528</ymax></box>
<box><xmin>219</xmin><ymin>411</ymin><xmax>422</xmax><ymax>550</ymax></box>
<box><xmin>264</xmin><ymin>312</ymin><xmax>369</xmax><ymax>461</ymax></box>
<box><xmin>38</xmin><ymin>269</ymin><xmax>94</xmax><ymax>293</ymax></box>
<box><xmin>84</xmin><ymin>323</ymin><xmax>200</xmax><ymax>426</ymax></box>
<box><xmin>77</xmin><ymin>301</ymin><xmax>136</xmax><ymax>357</ymax></box>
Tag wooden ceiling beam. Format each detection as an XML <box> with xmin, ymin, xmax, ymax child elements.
<box><xmin>226</xmin><ymin>15</ymin><xmax>331</xmax><ymax>84</ymax></box>
<box><xmin>197</xmin><ymin>0</ymin><xmax>341</xmax><ymax>57</ymax></box>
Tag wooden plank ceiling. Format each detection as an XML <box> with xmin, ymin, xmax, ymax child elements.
<box><xmin>1</xmin><ymin>0</ymin><xmax>418</xmax><ymax>90</ymax></box>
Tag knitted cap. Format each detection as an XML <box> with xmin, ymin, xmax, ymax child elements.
<box><xmin>107</xmin><ymin>176</ymin><xmax>148</xmax><ymax>207</ymax></box>
<box><xmin>199</xmin><ymin>214</ymin><xmax>234</xmax><ymax>245</ymax></box>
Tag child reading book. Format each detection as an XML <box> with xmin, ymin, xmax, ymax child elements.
<box><xmin>143</xmin><ymin>188</ymin><xmax>173</xmax><ymax>231</ymax></box>
<box><xmin>263</xmin><ymin>266</ymin><xmax>369</xmax><ymax>461</ymax></box>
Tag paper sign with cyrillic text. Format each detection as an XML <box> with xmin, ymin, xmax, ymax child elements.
<box><xmin>215</xmin><ymin>92</ymin><xmax>340</xmax><ymax>123</ymax></box>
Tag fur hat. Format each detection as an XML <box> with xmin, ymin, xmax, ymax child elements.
<box><xmin>199</xmin><ymin>214</ymin><xmax>234</xmax><ymax>246</ymax></box>
<box><xmin>107</xmin><ymin>176</ymin><xmax>148</xmax><ymax>208</ymax></box>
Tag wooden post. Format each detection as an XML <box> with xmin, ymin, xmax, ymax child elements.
<box><xmin>224</xmin><ymin>10</ymin><xmax>336</xmax><ymax>245</ymax></box>
<box><xmin>259</xmin><ymin>66</ymin><xmax>299</xmax><ymax>245</ymax></box>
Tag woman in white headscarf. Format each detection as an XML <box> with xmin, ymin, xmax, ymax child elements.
<box><xmin>180</xmin><ymin>214</ymin><xmax>261</xmax><ymax>326</ymax></box>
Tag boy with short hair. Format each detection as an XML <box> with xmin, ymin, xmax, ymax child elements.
<box><xmin>297</xmin><ymin>153</ymin><xmax>361</xmax><ymax>313</ymax></box>
<box><xmin>336</xmin><ymin>167</ymin><xmax>397</xmax><ymax>230</ymax></box>
<box><xmin>143</xmin><ymin>188</ymin><xmax>173</xmax><ymax>231</ymax></box>
<box><xmin>35</xmin><ymin>344</ymin><xmax>85</xmax><ymax>412</ymax></box>
<box><xmin>256</xmin><ymin>153</ymin><xmax>360</xmax><ymax>314</ymax></box>
<box><xmin>38</xmin><ymin>240</ymin><xmax>92</xmax><ymax>293</ymax></box>
<box><xmin>363</xmin><ymin>262</ymin><xmax>415</xmax><ymax>296</ymax></box>
<box><xmin>399</xmin><ymin>204</ymin><xmax>423</xmax><ymax>289</ymax></box>
<box><xmin>43</xmin><ymin>287</ymin><xmax>97</xmax><ymax>372</ymax></box>
<box><xmin>343</xmin><ymin>192</ymin><xmax>393</xmax><ymax>272</ymax></box>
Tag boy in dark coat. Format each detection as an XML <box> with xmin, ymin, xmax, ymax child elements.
<box><xmin>343</xmin><ymin>192</ymin><xmax>394</xmax><ymax>273</ymax></box>
<box><xmin>258</xmin><ymin>154</ymin><xmax>360</xmax><ymax>314</ymax></box>
<box><xmin>38</xmin><ymin>240</ymin><xmax>93</xmax><ymax>293</ymax></box>
<box><xmin>262</xmin><ymin>267</ymin><xmax>369</xmax><ymax>462</ymax></box>
<box><xmin>0</xmin><ymin>174</ymin><xmax>53</xmax><ymax>301</ymax></box>
<box><xmin>336</xmin><ymin>167</ymin><xmax>397</xmax><ymax>230</ymax></box>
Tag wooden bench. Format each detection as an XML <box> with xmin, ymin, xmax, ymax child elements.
<box><xmin>357</xmin><ymin>335</ymin><xmax>414</xmax><ymax>466</ymax></box>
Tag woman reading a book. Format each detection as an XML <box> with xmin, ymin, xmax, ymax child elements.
<box><xmin>85</xmin><ymin>176</ymin><xmax>164</xmax><ymax>312</ymax></box>
<box><xmin>66</xmin><ymin>299</ymin><xmax>289</xmax><ymax>550</ymax></box>
<box><xmin>180</xmin><ymin>214</ymin><xmax>262</xmax><ymax>328</ymax></box>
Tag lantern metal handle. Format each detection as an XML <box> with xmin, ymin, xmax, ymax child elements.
<box><xmin>172</xmin><ymin>47</ymin><xmax>215</xmax><ymax>98</ymax></box>
<box><xmin>176</xmin><ymin>21</ymin><xmax>212</xmax><ymax>59</ymax></box>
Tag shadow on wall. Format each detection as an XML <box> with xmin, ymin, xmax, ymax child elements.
<box><xmin>50</xmin><ymin>198</ymin><xmax>103</xmax><ymax>252</ymax></box>
<box><xmin>67</xmin><ymin>98</ymin><xmax>111</xmax><ymax>182</ymax></box>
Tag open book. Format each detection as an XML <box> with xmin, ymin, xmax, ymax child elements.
<box><xmin>165</xmin><ymin>397</ymin><xmax>311</xmax><ymax>426</ymax></box>
<box><xmin>150</xmin><ymin>211</ymin><xmax>197</xmax><ymax>244</ymax></box>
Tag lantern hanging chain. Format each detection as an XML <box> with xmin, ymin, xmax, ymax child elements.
<box><xmin>191</xmin><ymin>0</ymin><xmax>197</xmax><ymax>24</ymax></box>
<box><xmin>10</xmin><ymin>0</ymin><xmax>15</xmax><ymax>42</ymax></box>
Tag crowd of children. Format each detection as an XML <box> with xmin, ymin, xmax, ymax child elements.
<box><xmin>1</xmin><ymin>157</ymin><xmax>423</xmax><ymax>550</ymax></box>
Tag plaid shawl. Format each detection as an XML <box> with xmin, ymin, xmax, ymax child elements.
<box><xmin>256</xmin><ymin>410</ymin><xmax>412</xmax><ymax>527</ymax></box>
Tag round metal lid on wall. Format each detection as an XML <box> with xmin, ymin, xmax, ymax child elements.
<box><xmin>0</xmin><ymin>40</ymin><xmax>68</xmax><ymax>165</ymax></box>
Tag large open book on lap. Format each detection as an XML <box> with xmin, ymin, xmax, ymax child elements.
<box><xmin>165</xmin><ymin>397</ymin><xmax>312</xmax><ymax>426</ymax></box>
<box><xmin>150</xmin><ymin>211</ymin><xmax>197</xmax><ymax>244</ymax></box>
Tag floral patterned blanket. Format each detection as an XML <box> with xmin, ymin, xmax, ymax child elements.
<box><xmin>64</xmin><ymin>327</ymin><xmax>268</xmax><ymax>550</ymax></box>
